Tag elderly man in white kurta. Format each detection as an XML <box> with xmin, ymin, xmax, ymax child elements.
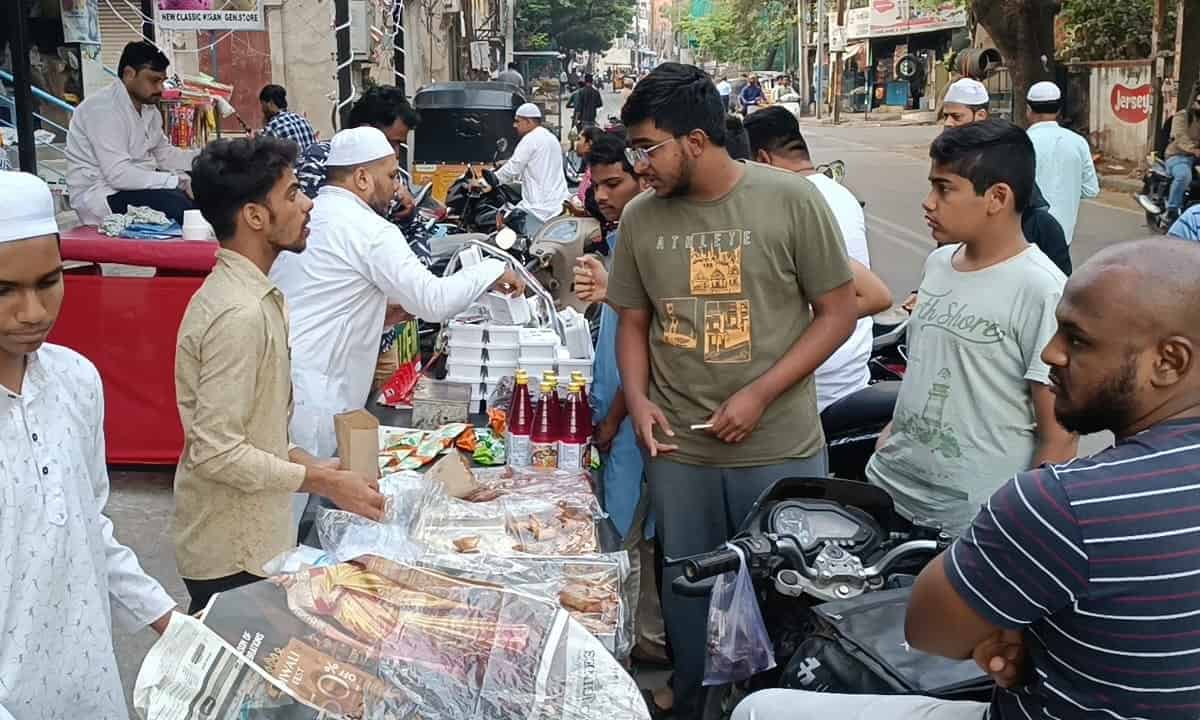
<box><xmin>0</xmin><ymin>171</ymin><xmax>176</xmax><ymax>720</ymax></box>
<box><xmin>271</xmin><ymin>127</ymin><xmax>523</xmax><ymax>458</ymax></box>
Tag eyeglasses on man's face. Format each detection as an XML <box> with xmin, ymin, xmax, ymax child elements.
<box><xmin>624</xmin><ymin>137</ymin><xmax>676</xmax><ymax>167</ymax></box>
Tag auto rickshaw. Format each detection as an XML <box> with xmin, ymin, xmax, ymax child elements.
<box><xmin>410</xmin><ymin>81</ymin><xmax>525</xmax><ymax>203</ymax></box>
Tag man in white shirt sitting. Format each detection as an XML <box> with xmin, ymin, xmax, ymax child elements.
<box><xmin>495</xmin><ymin>102</ymin><xmax>570</xmax><ymax>236</ymax></box>
<box><xmin>66</xmin><ymin>41</ymin><xmax>198</xmax><ymax>226</ymax></box>
<box><xmin>271</xmin><ymin>127</ymin><xmax>524</xmax><ymax>457</ymax></box>
<box><xmin>0</xmin><ymin>171</ymin><xmax>176</xmax><ymax>720</ymax></box>
<box><xmin>744</xmin><ymin>106</ymin><xmax>893</xmax><ymax>410</ymax></box>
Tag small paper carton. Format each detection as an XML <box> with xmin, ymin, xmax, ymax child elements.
<box><xmin>333</xmin><ymin>409</ymin><xmax>380</xmax><ymax>477</ymax></box>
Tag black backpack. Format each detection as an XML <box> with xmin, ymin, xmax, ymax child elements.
<box><xmin>779</xmin><ymin>587</ymin><xmax>993</xmax><ymax>702</ymax></box>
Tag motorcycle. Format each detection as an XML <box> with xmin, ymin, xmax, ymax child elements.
<box><xmin>869</xmin><ymin>308</ymin><xmax>908</xmax><ymax>383</ymax></box>
<box><xmin>673</xmin><ymin>477</ymin><xmax>986</xmax><ymax>719</ymax></box>
<box><xmin>1135</xmin><ymin>157</ymin><xmax>1200</xmax><ymax>233</ymax></box>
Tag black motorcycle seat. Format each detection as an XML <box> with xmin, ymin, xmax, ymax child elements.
<box><xmin>821</xmin><ymin>381</ymin><xmax>901</xmax><ymax>436</ymax></box>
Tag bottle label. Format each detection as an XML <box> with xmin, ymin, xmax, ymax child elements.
<box><xmin>507</xmin><ymin>432</ymin><xmax>532</xmax><ymax>467</ymax></box>
<box><xmin>558</xmin><ymin>442</ymin><xmax>584</xmax><ymax>471</ymax></box>
<box><xmin>531</xmin><ymin>441</ymin><xmax>559</xmax><ymax>469</ymax></box>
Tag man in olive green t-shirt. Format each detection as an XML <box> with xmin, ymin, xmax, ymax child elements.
<box><xmin>607</xmin><ymin>62</ymin><xmax>856</xmax><ymax>719</ymax></box>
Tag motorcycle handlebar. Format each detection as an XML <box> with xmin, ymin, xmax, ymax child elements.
<box><xmin>683</xmin><ymin>547</ymin><xmax>742</xmax><ymax>582</ymax></box>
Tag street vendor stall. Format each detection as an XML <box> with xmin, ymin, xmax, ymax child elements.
<box><xmin>129</xmin><ymin>239</ymin><xmax>631</xmax><ymax>719</ymax></box>
<box><xmin>48</xmin><ymin>227</ymin><xmax>218</xmax><ymax>464</ymax></box>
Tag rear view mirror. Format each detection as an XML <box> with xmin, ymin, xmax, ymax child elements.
<box><xmin>496</xmin><ymin>138</ymin><xmax>509</xmax><ymax>154</ymax></box>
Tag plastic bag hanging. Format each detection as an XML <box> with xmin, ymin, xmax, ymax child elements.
<box><xmin>702</xmin><ymin>543</ymin><xmax>776</xmax><ymax>685</ymax></box>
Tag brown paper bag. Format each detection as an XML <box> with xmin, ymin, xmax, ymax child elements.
<box><xmin>334</xmin><ymin>409</ymin><xmax>380</xmax><ymax>477</ymax></box>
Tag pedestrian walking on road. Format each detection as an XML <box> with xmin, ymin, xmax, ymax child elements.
<box><xmin>497</xmin><ymin>61</ymin><xmax>524</xmax><ymax>88</ymax></box>
<box><xmin>1025</xmin><ymin>81</ymin><xmax>1099</xmax><ymax>245</ymax></box>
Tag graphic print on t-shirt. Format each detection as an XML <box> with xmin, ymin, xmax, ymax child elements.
<box><xmin>658</xmin><ymin>297</ymin><xmax>699</xmax><ymax>349</ymax></box>
<box><xmin>690</xmin><ymin>246</ymin><xmax>743</xmax><ymax>295</ymax></box>
<box><xmin>703</xmin><ymin>300</ymin><xmax>752</xmax><ymax>363</ymax></box>
<box><xmin>892</xmin><ymin>367</ymin><xmax>963</xmax><ymax>459</ymax></box>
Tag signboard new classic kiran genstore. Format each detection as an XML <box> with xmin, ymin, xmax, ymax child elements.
<box><xmin>157</xmin><ymin>0</ymin><xmax>265</xmax><ymax>30</ymax></box>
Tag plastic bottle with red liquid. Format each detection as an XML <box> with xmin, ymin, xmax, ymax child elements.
<box><xmin>558</xmin><ymin>382</ymin><xmax>590</xmax><ymax>471</ymax></box>
<box><xmin>530</xmin><ymin>381</ymin><xmax>560</xmax><ymax>468</ymax></box>
<box><xmin>506</xmin><ymin>371</ymin><xmax>534</xmax><ymax>467</ymax></box>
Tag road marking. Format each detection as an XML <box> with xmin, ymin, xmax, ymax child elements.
<box><xmin>866</xmin><ymin>212</ymin><xmax>934</xmax><ymax>258</ymax></box>
<box><xmin>1084</xmin><ymin>198</ymin><xmax>1143</xmax><ymax>216</ymax></box>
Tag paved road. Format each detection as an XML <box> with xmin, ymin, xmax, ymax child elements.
<box><xmin>104</xmin><ymin>119</ymin><xmax>1145</xmax><ymax>716</ymax></box>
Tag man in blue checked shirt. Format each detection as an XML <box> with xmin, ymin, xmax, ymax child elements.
<box><xmin>260</xmin><ymin>84</ymin><xmax>319</xmax><ymax>153</ymax></box>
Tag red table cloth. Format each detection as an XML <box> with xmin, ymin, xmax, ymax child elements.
<box><xmin>48</xmin><ymin>228</ymin><xmax>218</xmax><ymax>464</ymax></box>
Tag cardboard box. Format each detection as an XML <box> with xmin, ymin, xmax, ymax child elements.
<box><xmin>333</xmin><ymin>409</ymin><xmax>380</xmax><ymax>477</ymax></box>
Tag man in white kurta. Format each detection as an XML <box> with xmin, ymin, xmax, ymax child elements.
<box><xmin>65</xmin><ymin>41</ymin><xmax>197</xmax><ymax>225</ymax></box>
<box><xmin>0</xmin><ymin>171</ymin><xmax>176</xmax><ymax>720</ymax></box>
<box><xmin>271</xmin><ymin>127</ymin><xmax>520</xmax><ymax>457</ymax></box>
<box><xmin>495</xmin><ymin>103</ymin><xmax>570</xmax><ymax>236</ymax></box>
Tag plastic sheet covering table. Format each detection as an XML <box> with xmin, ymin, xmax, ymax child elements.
<box><xmin>46</xmin><ymin>226</ymin><xmax>219</xmax><ymax>464</ymax></box>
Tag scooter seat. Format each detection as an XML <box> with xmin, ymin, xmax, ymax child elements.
<box><xmin>821</xmin><ymin>381</ymin><xmax>901</xmax><ymax>437</ymax></box>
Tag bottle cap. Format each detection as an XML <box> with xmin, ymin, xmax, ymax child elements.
<box><xmin>515</xmin><ymin>370</ymin><xmax>528</xmax><ymax>384</ymax></box>
<box><xmin>570</xmin><ymin>371</ymin><xmax>585</xmax><ymax>383</ymax></box>
<box><xmin>539</xmin><ymin>381</ymin><xmax>554</xmax><ymax>392</ymax></box>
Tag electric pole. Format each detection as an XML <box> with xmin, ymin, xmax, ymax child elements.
<box><xmin>815</xmin><ymin>0</ymin><xmax>825</xmax><ymax>119</ymax></box>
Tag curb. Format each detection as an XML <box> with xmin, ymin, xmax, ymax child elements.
<box><xmin>1100</xmin><ymin>175</ymin><xmax>1142</xmax><ymax>195</ymax></box>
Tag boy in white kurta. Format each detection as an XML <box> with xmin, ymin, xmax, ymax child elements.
<box><xmin>0</xmin><ymin>171</ymin><xmax>176</xmax><ymax>720</ymax></box>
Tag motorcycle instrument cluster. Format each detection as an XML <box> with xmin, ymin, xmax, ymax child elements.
<box><xmin>768</xmin><ymin>500</ymin><xmax>880</xmax><ymax>555</ymax></box>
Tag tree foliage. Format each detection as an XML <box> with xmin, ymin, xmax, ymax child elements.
<box><xmin>515</xmin><ymin>0</ymin><xmax>637</xmax><ymax>54</ymax></box>
<box><xmin>678</xmin><ymin>0</ymin><xmax>791</xmax><ymax>69</ymax></box>
<box><xmin>1061</xmin><ymin>0</ymin><xmax>1175</xmax><ymax>62</ymax></box>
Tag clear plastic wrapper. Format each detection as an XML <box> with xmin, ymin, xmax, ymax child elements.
<box><xmin>703</xmin><ymin>544</ymin><xmax>776</xmax><ymax>685</ymax></box>
<box><xmin>414</xmin><ymin>552</ymin><xmax>636</xmax><ymax>658</ymax></box>
<box><xmin>134</xmin><ymin>556</ymin><xmax>649</xmax><ymax>720</ymax></box>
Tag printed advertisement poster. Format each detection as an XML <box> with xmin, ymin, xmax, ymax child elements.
<box><xmin>157</xmin><ymin>0</ymin><xmax>265</xmax><ymax>30</ymax></box>
<box><xmin>870</xmin><ymin>0</ymin><xmax>966</xmax><ymax>37</ymax></box>
<box><xmin>60</xmin><ymin>0</ymin><xmax>101</xmax><ymax>45</ymax></box>
<box><xmin>846</xmin><ymin>7</ymin><xmax>871</xmax><ymax>39</ymax></box>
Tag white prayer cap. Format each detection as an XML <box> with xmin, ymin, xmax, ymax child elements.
<box><xmin>0</xmin><ymin>171</ymin><xmax>58</xmax><ymax>244</ymax></box>
<box><xmin>515</xmin><ymin>102</ymin><xmax>542</xmax><ymax>119</ymax></box>
<box><xmin>1027</xmin><ymin>81</ymin><xmax>1062</xmax><ymax>103</ymax></box>
<box><xmin>943</xmin><ymin>78</ymin><xmax>989</xmax><ymax>106</ymax></box>
<box><xmin>326</xmin><ymin>126</ymin><xmax>395</xmax><ymax>167</ymax></box>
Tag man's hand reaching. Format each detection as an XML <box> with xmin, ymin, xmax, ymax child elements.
<box><xmin>326</xmin><ymin>469</ymin><xmax>387</xmax><ymax>522</ymax></box>
<box><xmin>490</xmin><ymin>266</ymin><xmax>526</xmax><ymax>296</ymax></box>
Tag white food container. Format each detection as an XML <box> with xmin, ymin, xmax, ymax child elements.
<box><xmin>487</xmin><ymin>324</ymin><xmax>523</xmax><ymax>345</ymax></box>
<box><xmin>486</xmin><ymin>292</ymin><xmax>532</xmax><ymax>325</ymax></box>
<box><xmin>447</xmin><ymin>320</ymin><xmax>486</xmax><ymax>345</ymax></box>
<box><xmin>558</xmin><ymin>358</ymin><xmax>594</xmax><ymax>382</ymax></box>
<box><xmin>486</xmin><ymin>361</ymin><xmax>518</xmax><ymax>381</ymax></box>
<box><xmin>558</xmin><ymin>307</ymin><xmax>594</xmax><ymax>359</ymax></box>
<box><xmin>485</xmin><ymin>345</ymin><xmax>520</xmax><ymax>364</ymax></box>
<box><xmin>447</xmin><ymin>340</ymin><xmax>485</xmax><ymax>363</ymax></box>
<box><xmin>519</xmin><ymin>328</ymin><xmax>562</xmax><ymax>361</ymax></box>
<box><xmin>521</xmin><ymin>362</ymin><xmax>556</xmax><ymax>379</ymax></box>
<box><xmin>445</xmin><ymin>362</ymin><xmax>484</xmax><ymax>382</ymax></box>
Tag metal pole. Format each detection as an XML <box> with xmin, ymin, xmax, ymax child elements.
<box><xmin>831</xmin><ymin>0</ymin><xmax>845</xmax><ymax>123</ymax></box>
<box><xmin>10</xmin><ymin>0</ymin><xmax>38</xmax><ymax>173</ymax></box>
<box><xmin>815</xmin><ymin>0</ymin><xmax>824</xmax><ymax>119</ymax></box>
<box><xmin>209</xmin><ymin>31</ymin><xmax>220</xmax><ymax>137</ymax></box>
<box><xmin>1147</xmin><ymin>0</ymin><xmax>1167</xmax><ymax>153</ymax></box>
<box><xmin>797</xmin><ymin>0</ymin><xmax>807</xmax><ymax>112</ymax></box>
<box><xmin>334</xmin><ymin>0</ymin><xmax>354</xmax><ymax>129</ymax></box>
<box><xmin>393</xmin><ymin>0</ymin><xmax>406</xmax><ymax>95</ymax></box>
<box><xmin>140</xmin><ymin>0</ymin><xmax>156</xmax><ymax>42</ymax></box>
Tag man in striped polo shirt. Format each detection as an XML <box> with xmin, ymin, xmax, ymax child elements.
<box><xmin>733</xmin><ymin>237</ymin><xmax>1200</xmax><ymax>719</ymax></box>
